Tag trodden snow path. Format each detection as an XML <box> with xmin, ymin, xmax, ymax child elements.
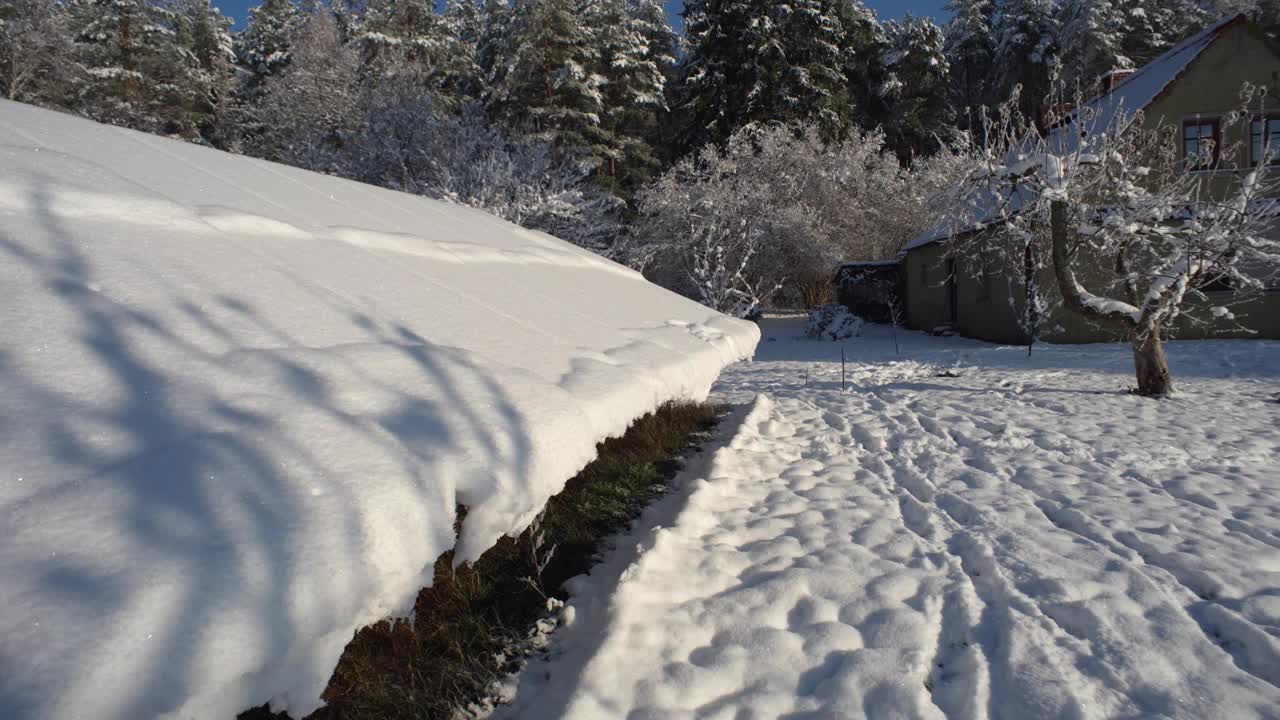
<box><xmin>498</xmin><ymin>318</ymin><xmax>1280</xmax><ymax>720</ymax></box>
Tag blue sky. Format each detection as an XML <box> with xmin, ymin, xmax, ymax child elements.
<box><xmin>215</xmin><ymin>1</ymin><xmax>949</xmax><ymax>30</ymax></box>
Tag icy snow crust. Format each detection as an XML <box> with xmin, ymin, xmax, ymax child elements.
<box><xmin>501</xmin><ymin>318</ymin><xmax>1280</xmax><ymax>719</ymax></box>
<box><xmin>0</xmin><ymin>100</ymin><xmax>758</xmax><ymax>719</ymax></box>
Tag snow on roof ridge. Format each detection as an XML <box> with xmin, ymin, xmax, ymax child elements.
<box><xmin>1096</xmin><ymin>14</ymin><xmax>1244</xmax><ymax>105</ymax></box>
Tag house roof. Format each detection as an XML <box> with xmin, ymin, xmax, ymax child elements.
<box><xmin>903</xmin><ymin>15</ymin><xmax>1248</xmax><ymax>254</ymax></box>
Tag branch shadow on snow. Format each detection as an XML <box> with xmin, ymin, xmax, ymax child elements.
<box><xmin>0</xmin><ymin>175</ymin><xmax>534</xmax><ymax>717</ymax></box>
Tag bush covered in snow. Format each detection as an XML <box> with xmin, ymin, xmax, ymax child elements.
<box><xmin>806</xmin><ymin>304</ymin><xmax>864</xmax><ymax>341</ymax></box>
<box><xmin>351</xmin><ymin>98</ymin><xmax>624</xmax><ymax>256</ymax></box>
<box><xmin>628</xmin><ymin>123</ymin><xmax>968</xmax><ymax>314</ymax></box>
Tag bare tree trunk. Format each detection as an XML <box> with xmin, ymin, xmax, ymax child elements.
<box><xmin>1131</xmin><ymin>327</ymin><xmax>1173</xmax><ymax>397</ymax></box>
<box><xmin>1049</xmin><ymin>199</ymin><xmax>1174</xmax><ymax>397</ymax></box>
<box><xmin>1023</xmin><ymin>240</ymin><xmax>1038</xmax><ymax>356</ymax></box>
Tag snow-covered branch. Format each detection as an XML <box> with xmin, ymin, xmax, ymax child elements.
<box><xmin>937</xmin><ymin>79</ymin><xmax>1280</xmax><ymax>395</ymax></box>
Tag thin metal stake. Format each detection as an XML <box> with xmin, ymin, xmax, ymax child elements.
<box><xmin>841</xmin><ymin>344</ymin><xmax>846</xmax><ymax>392</ymax></box>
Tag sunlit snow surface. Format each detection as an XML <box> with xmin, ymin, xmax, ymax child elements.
<box><xmin>502</xmin><ymin>318</ymin><xmax>1280</xmax><ymax>720</ymax></box>
<box><xmin>0</xmin><ymin>99</ymin><xmax>758</xmax><ymax>719</ymax></box>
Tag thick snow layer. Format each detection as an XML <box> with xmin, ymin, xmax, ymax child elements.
<box><xmin>501</xmin><ymin>318</ymin><xmax>1280</xmax><ymax>719</ymax></box>
<box><xmin>0</xmin><ymin>99</ymin><xmax>758</xmax><ymax>720</ymax></box>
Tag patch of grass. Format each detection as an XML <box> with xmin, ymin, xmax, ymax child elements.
<box><xmin>240</xmin><ymin>400</ymin><xmax>723</xmax><ymax>720</ymax></box>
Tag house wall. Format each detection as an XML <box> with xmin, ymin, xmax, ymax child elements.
<box><xmin>906</xmin><ymin>236</ymin><xmax>1280</xmax><ymax>343</ymax></box>
<box><xmin>902</xmin><ymin>243</ymin><xmax>950</xmax><ymax>334</ymax></box>
<box><xmin>954</xmin><ymin>251</ymin><xmax>1030</xmax><ymax>344</ymax></box>
<box><xmin>903</xmin><ymin>20</ymin><xmax>1280</xmax><ymax>345</ymax></box>
<box><xmin>902</xmin><ymin>240</ymin><xmax>1031</xmax><ymax>344</ymax></box>
<box><xmin>1143</xmin><ymin>21</ymin><xmax>1280</xmax><ymax>195</ymax></box>
<box><xmin>1173</xmin><ymin>289</ymin><xmax>1280</xmax><ymax>339</ymax></box>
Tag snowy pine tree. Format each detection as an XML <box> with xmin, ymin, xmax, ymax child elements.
<box><xmin>593</xmin><ymin>0</ymin><xmax>670</xmax><ymax>195</ymax></box>
<box><xmin>171</xmin><ymin>0</ymin><xmax>236</xmax><ymax>139</ymax></box>
<box><xmin>882</xmin><ymin>14</ymin><xmax>953</xmax><ymax>161</ymax></box>
<box><xmin>836</xmin><ymin>0</ymin><xmax>891</xmax><ymax>134</ymax></box>
<box><xmin>1</xmin><ymin>0</ymin><xmax>80</xmax><ymax>105</ymax></box>
<box><xmin>992</xmin><ymin>0</ymin><xmax>1059</xmax><ymax>118</ymax></box>
<box><xmin>943</xmin><ymin>0</ymin><xmax>996</xmax><ymax>113</ymax></box>
<box><xmin>330</xmin><ymin>0</ymin><xmax>366</xmax><ymax>42</ymax></box>
<box><xmin>631</xmin><ymin>0</ymin><xmax>680</xmax><ymax>80</ymax></box>
<box><xmin>247</xmin><ymin>6</ymin><xmax>362</xmax><ymax>172</ymax></box>
<box><xmin>630</xmin><ymin>0</ymin><xmax>681</xmax><ymax>157</ymax></box>
<box><xmin>676</xmin><ymin>0</ymin><xmax>754</xmax><ymax>150</ymax></box>
<box><xmin>678</xmin><ymin>0</ymin><xmax>849</xmax><ymax>151</ymax></box>
<box><xmin>774</xmin><ymin>0</ymin><xmax>851</xmax><ymax>138</ymax></box>
<box><xmin>1120</xmin><ymin>0</ymin><xmax>1207</xmax><ymax>69</ymax></box>
<box><xmin>235</xmin><ymin>0</ymin><xmax>299</xmax><ymax>96</ymax></box>
<box><xmin>71</xmin><ymin>0</ymin><xmax>194</xmax><ymax>132</ymax></box>
<box><xmin>358</xmin><ymin>0</ymin><xmax>453</xmax><ymax>93</ymax></box>
<box><xmin>1246</xmin><ymin>0</ymin><xmax>1280</xmax><ymax>33</ymax></box>
<box><xmin>442</xmin><ymin>0</ymin><xmax>485</xmax><ymax>100</ymax></box>
<box><xmin>489</xmin><ymin>0</ymin><xmax>608</xmax><ymax>164</ymax></box>
<box><xmin>1057</xmin><ymin>0</ymin><xmax>1128</xmax><ymax>89</ymax></box>
<box><xmin>476</xmin><ymin>0</ymin><xmax>513</xmax><ymax>86</ymax></box>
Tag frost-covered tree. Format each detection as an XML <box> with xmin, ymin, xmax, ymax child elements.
<box><xmin>172</xmin><ymin>0</ymin><xmax>236</xmax><ymax>139</ymax></box>
<box><xmin>938</xmin><ymin>84</ymin><xmax>1280</xmax><ymax>396</ymax></box>
<box><xmin>0</xmin><ymin>0</ymin><xmax>80</xmax><ymax>105</ymax></box>
<box><xmin>633</xmin><ymin>123</ymin><xmax>966</xmax><ymax>313</ymax></box>
<box><xmin>677</xmin><ymin>0</ymin><xmax>850</xmax><ymax>151</ymax></box>
<box><xmin>771</xmin><ymin>0</ymin><xmax>851</xmax><ymax>137</ymax></box>
<box><xmin>357</xmin><ymin>0</ymin><xmax>472</xmax><ymax>103</ymax></box>
<box><xmin>476</xmin><ymin>0</ymin><xmax>513</xmax><ymax>85</ymax></box>
<box><xmin>593</xmin><ymin>0</ymin><xmax>671</xmax><ymax>195</ymax></box>
<box><xmin>352</xmin><ymin>95</ymin><xmax>623</xmax><ymax>253</ymax></box>
<box><xmin>359</xmin><ymin>0</ymin><xmax>447</xmax><ymax>70</ymax></box>
<box><xmin>1120</xmin><ymin>0</ymin><xmax>1206</xmax><ymax>71</ymax></box>
<box><xmin>246</xmin><ymin>7</ymin><xmax>362</xmax><ymax>172</ymax></box>
<box><xmin>488</xmin><ymin>0</ymin><xmax>608</xmax><ymax>163</ymax></box>
<box><xmin>330</xmin><ymin>0</ymin><xmax>367</xmax><ymax>42</ymax></box>
<box><xmin>71</xmin><ymin>0</ymin><xmax>195</xmax><ymax>132</ymax></box>
<box><xmin>1246</xmin><ymin>0</ymin><xmax>1280</xmax><ymax>33</ymax></box>
<box><xmin>235</xmin><ymin>0</ymin><xmax>299</xmax><ymax>95</ymax></box>
<box><xmin>674</xmin><ymin>0</ymin><xmax>752</xmax><ymax>150</ymax></box>
<box><xmin>1058</xmin><ymin>0</ymin><xmax>1128</xmax><ymax>89</ymax></box>
<box><xmin>631</xmin><ymin>0</ymin><xmax>680</xmax><ymax>83</ymax></box>
<box><xmin>836</xmin><ymin>0</ymin><xmax>891</xmax><ymax>133</ymax></box>
<box><xmin>442</xmin><ymin>0</ymin><xmax>485</xmax><ymax>99</ymax></box>
<box><xmin>992</xmin><ymin>0</ymin><xmax>1059</xmax><ymax>119</ymax></box>
<box><xmin>631</xmin><ymin>0</ymin><xmax>682</xmax><ymax>161</ymax></box>
<box><xmin>944</xmin><ymin>0</ymin><xmax>996</xmax><ymax>114</ymax></box>
<box><xmin>882</xmin><ymin>14</ymin><xmax>953</xmax><ymax>161</ymax></box>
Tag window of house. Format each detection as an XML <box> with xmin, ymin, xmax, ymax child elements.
<box><xmin>1250</xmin><ymin>116</ymin><xmax>1280</xmax><ymax>166</ymax></box>
<box><xmin>1183</xmin><ymin>118</ymin><xmax>1221</xmax><ymax>169</ymax></box>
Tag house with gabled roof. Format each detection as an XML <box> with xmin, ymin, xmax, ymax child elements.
<box><xmin>899</xmin><ymin>15</ymin><xmax>1280</xmax><ymax>344</ymax></box>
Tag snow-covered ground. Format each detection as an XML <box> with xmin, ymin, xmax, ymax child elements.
<box><xmin>0</xmin><ymin>100</ymin><xmax>758</xmax><ymax>719</ymax></box>
<box><xmin>501</xmin><ymin>318</ymin><xmax>1280</xmax><ymax>719</ymax></box>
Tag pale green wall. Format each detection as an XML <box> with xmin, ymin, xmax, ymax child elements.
<box><xmin>902</xmin><ymin>243</ymin><xmax>950</xmax><ymax>334</ymax></box>
<box><xmin>902</xmin><ymin>20</ymin><xmax>1280</xmax><ymax>344</ymax></box>
<box><xmin>1143</xmin><ymin>21</ymin><xmax>1280</xmax><ymax>189</ymax></box>
<box><xmin>902</xmin><ymin>239</ymin><xmax>1030</xmax><ymax>344</ymax></box>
